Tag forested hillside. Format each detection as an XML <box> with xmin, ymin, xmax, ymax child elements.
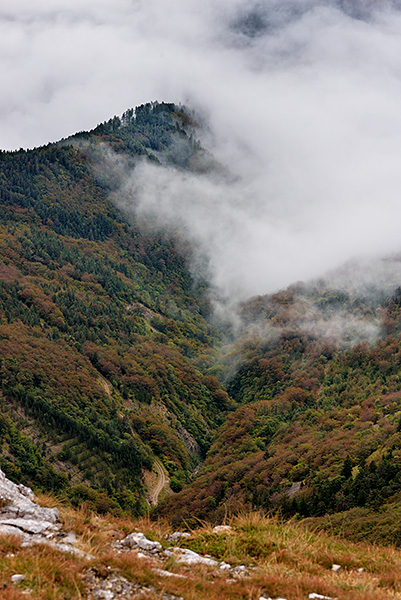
<box><xmin>0</xmin><ymin>102</ymin><xmax>232</xmax><ymax>514</ymax></box>
<box><xmin>158</xmin><ymin>281</ymin><xmax>401</xmax><ymax>545</ymax></box>
<box><xmin>3</xmin><ymin>101</ymin><xmax>401</xmax><ymax>546</ymax></box>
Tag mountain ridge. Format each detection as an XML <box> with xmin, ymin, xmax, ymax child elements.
<box><xmin>0</xmin><ymin>101</ymin><xmax>232</xmax><ymax>516</ymax></box>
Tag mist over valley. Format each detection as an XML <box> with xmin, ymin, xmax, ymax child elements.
<box><xmin>3</xmin><ymin>4</ymin><xmax>401</xmax><ymax>597</ymax></box>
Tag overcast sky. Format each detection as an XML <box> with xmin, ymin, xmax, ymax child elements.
<box><xmin>4</xmin><ymin>0</ymin><xmax>401</xmax><ymax>302</ymax></box>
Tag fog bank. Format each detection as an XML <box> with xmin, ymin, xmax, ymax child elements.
<box><xmin>5</xmin><ymin>1</ymin><xmax>401</xmax><ymax>305</ymax></box>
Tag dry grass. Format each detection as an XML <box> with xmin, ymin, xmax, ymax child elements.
<box><xmin>3</xmin><ymin>498</ymin><xmax>401</xmax><ymax>599</ymax></box>
<box><xmin>0</xmin><ymin>535</ymin><xmax>84</xmax><ymax>599</ymax></box>
<box><xmin>163</xmin><ymin>511</ymin><xmax>401</xmax><ymax>599</ymax></box>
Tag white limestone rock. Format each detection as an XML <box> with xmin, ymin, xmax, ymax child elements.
<box><xmin>122</xmin><ymin>532</ymin><xmax>162</xmax><ymax>552</ymax></box>
<box><xmin>0</xmin><ymin>518</ymin><xmax>60</xmax><ymax>535</ymax></box>
<box><xmin>93</xmin><ymin>590</ymin><xmax>114</xmax><ymax>600</ymax></box>
<box><xmin>0</xmin><ymin>469</ymin><xmax>59</xmax><ymax>523</ymax></box>
<box><xmin>0</xmin><ymin>468</ymin><xmax>92</xmax><ymax>559</ymax></box>
<box><xmin>166</xmin><ymin>547</ymin><xmax>218</xmax><ymax>566</ymax></box>
<box><xmin>62</xmin><ymin>531</ymin><xmax>78</xmax><ymax>545</ymax></box>
<box><xmin>229</xmin><ymin>564</ymin><xmax>250</xmax><ymax>578</ymax></box>
<box><xmin>166</xmin><ymin>531</ymin><xmax>191</xmax><ymax>542</ymax></box>
<box><xmin>46</xmin><ymin>541</ymin><xmax>93</xmax><ymax>559</ymax></box>
<box><xmin>212</xmin><ymin>525</ymin><xmax>233</xmax><ymax>534</ymax></box>
<box><xmin>0</xmin><ymin>524</ymin><xmax>29</xmax><ymax>539</ymax></box>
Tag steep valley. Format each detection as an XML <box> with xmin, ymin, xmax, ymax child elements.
<box><xmin>2</xmin><ymin>102</ymin><xmax>401</xmax><ymax>566</ymax></box>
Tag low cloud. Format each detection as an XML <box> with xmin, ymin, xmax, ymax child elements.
<box><xmin>5</xmin><ymin>1</ymin><xmax>401</xmax><ymax>314</ymax></box>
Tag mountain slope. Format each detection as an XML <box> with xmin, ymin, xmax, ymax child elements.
<box><xmin>158</xmin><ymin>280</ymin><xmax>401</xmax><ymax>544</ymax></box>
<box><xmin>4</xmin><ymin>100</ymin><xmax>401</xmax><ymax>545</ymax></box>
<box><xmin>0</xmin><ymin>102</ymin><xmax>232</xmax><ymax>514</ymax></box>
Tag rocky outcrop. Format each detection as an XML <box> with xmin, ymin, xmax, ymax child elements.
<box><xmin>121</xmin><ymin>531</ymin><xmax>162</xmax><ymax>553</ymax></box>
<box><xmin>0</xmin><ymin>469</ymin><xmax>59</xmax><ymax>523</ymax></box>
<box><xmin>178</xmin><ymin>426</ymin><xmax>201</xmax><ymax>457</ymax></box>
<box><xmin>84</xmin><ymin>567</ymin><xmax>184</xmax><ymax>600</ymax></box>
<box><xmin>164</xmin><ymin>546</ymin><xmax>218</xmax><ymax>566</ymax></box>
<box><xmin>0</xmin><ymin>468</ymin><xmax>89</xmax><ymax>558</ymax></box>
<box><xmin>165</xmin><ymin>531</ymin><xmax>190</xmax><ymax>542</ymax></box>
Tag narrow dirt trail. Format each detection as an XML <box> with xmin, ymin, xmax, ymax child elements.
<box><xmin>150</xmin><ymin>459</ymin><xmax>168</xmax><ymax>507</ymax></box>
<box><xmin>97</xmin><ymin>374</ymin><xmax>169</xmax><ymax>507</ymax></box>
<box><xmin>98</xmin><ymin>375</ymin><xmax>113</xmax><ymax>398</ymax></box>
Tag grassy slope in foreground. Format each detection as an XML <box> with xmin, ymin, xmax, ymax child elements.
<box><xmin>1</xmin><ymin>498</ymin><xmax>401</xmax><ymax>600</ymax></box>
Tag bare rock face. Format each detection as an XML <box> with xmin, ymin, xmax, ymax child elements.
<box><xmin>0</xmin><ymin>469</ymin><xmax>60</xmax><ymax>543</ymax></box>
<box><xmin>0</xmin><ymin>468</ymin><xmax>90</xmax><ymax>558</ymax></box>
<box><xmin>0</xmin><ymin>469</ymin><xmax>59</xmax><ymax>524</ymax></box>
<box><xmin>121</xmin><ymin>532</ymin><xmax>162</xmax><ymax>553</ymax></box>
<box><xmin>0</xmin><ymin>517</ymin><xmax>59</xmax><ymax>536</ymax></box>
<box><xmin>164</xmin><ymin>547</ymin><xmax>218</xmax><ymax>566</ymax></box>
